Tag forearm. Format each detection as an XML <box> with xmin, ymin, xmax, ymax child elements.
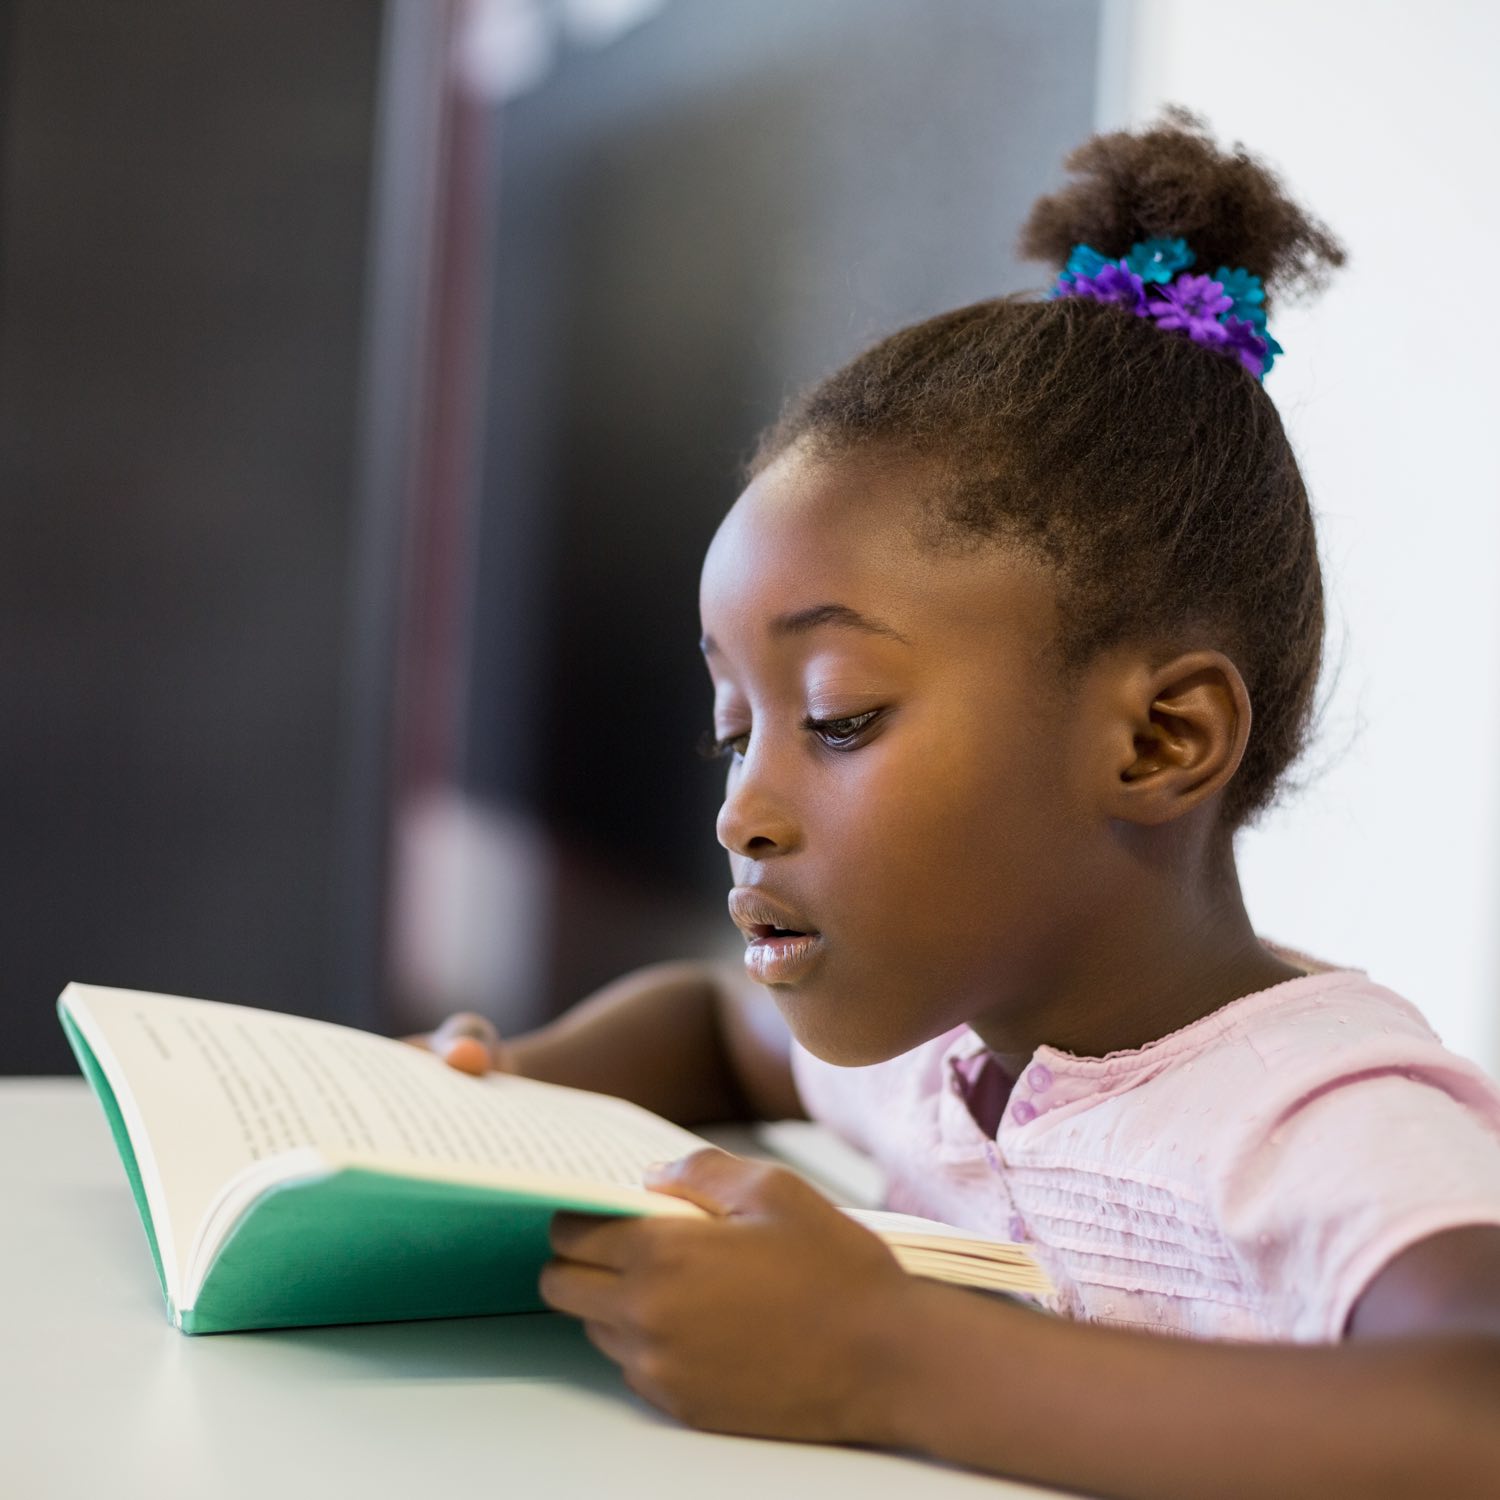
<box><xmin>506</xmin><ymin>961</ymin><xmax>751</xmax><ymax>1125</ymax></box>
<box><xmin>867</xmin><ymin>1283</ymin><xmax>1500</xmax><ymax>1500</ymax></box>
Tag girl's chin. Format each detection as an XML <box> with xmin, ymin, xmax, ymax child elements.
<box><xmin>772</xmin><ymin>990</ymin><xmax>935</xmax><ymax>1069</ymax></box>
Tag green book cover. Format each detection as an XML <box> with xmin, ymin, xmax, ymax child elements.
<box><xmin>57</xmin><ymin>984</ymin><xmax>710</xmax><ymax>1334</ymax></box>
<box><xmin>59</xmin><ymin>983</ymin><xmax>1049</xmax><ymax>1334</ymax></box>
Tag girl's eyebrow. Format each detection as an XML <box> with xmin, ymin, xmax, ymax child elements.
<box><xmin>700</xmin><ymin>602</ymin><xmax>913</xmax><ymax>657</ymax></box>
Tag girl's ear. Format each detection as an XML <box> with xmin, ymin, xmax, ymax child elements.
<box><xmin>1104</xmin><ymin>650</ymin><xmax>1252</xmax><ymax>826</ymax></box>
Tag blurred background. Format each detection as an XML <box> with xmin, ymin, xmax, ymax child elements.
<box><xmin>3</xmin><ymin>0</ymin><xmax>1497</xmax><ymax>1077</ymax></box>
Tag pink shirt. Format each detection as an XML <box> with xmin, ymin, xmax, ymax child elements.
<box><xmin>791</xmin><ymin>962</ymin><xmax>1500</xmax><ymax>1342</ymax></box>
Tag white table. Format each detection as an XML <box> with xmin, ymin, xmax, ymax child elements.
<box><xmin>1</xmin><ymin>1080</ymin><xmax>1071</xmax><ymax>1500</ymax></box>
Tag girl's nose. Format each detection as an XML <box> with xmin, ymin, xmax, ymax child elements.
<box><xmin>715</xmin><ymin>757</ymin><xmax>801</xmax><ymax>859</ymax></box>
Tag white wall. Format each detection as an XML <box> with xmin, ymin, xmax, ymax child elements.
<box><xmin>1102</xmin><ymin>1</ymin><xmax>1500</xmax><ymax>1068</ymax></box>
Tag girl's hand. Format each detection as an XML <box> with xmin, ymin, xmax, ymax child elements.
<box><xmin>403</xmin><ymin>1012</ymin><xmax>512</xmax><ymax>1077</ymax></box>
<box><xmin>539</xmin><ymin>1148</ymin><xmax>918</xmax><ymax>1442</ymax></box>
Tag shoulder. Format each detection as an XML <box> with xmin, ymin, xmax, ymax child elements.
<box><xmin>1213</xmin><ymin>968</ymin><xmax>1500</xmax><ymax>1122</ymax></box>
<box><xmin>1197</xmin><ymin>969</ymin><xmax>1500</xmax><ymax>1340</ymax></box>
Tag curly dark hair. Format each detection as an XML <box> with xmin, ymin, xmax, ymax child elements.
<box><xmin>751</xmin><ymin>107</ymin><xmax>1347</xmax><ymax>827</ymax></box>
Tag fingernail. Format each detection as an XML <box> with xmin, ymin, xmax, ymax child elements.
<box><xmin>444</xmin><ymin>1036</ymin><xmax>490</xmax><ymax>1075</ymax></box>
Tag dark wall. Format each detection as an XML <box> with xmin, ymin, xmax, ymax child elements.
<box><xmin>0</xmin><ymin>0</ymin><xmax>1105</xmax><ymax>1068</ymax></box>
<box><xmin>467</xmin><ymin>0</ymin><xmax>1103</xmax><ymax>1014</ymax></box>
<box><xmin>0</xmin><ymin>1</ymin><xmax>385</xmax><ymax>1070</ymax></box>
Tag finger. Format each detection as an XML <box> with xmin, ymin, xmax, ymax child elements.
<box><xmin>538</xmin><ymin>1260</ymin><xmax>626</xmax><ymax>1323</ymax></box>
<box><xmin>421</xmin><ymin>1013</ymin><xmax>507</xmax><ymax>1074</ymax></box>
<box><xmin>549</xmin><ymin>1211</ymin><xmax>654</xmax><ymax>1269</ymax></box>
<box><xmin>401</xmin><ymin>1015</ymin><xmax>495</xmax><ymax>1049</ymax></box>
<box><xmin>433</xmin><ymin>1010</ymin><xmax>501</xmax><ymax>1047</ymax></box>
<box><xmin>442</xmin><ymin>1036</ymin><xmax>493</xmax><ymax>1076</ymax></box>
<box><xmin>644</xmin><ymin>1148</ymin><xmax>817</xmax><ymax>1218</ymax></box>
<box><xmin>581</xmin><ymin>1318</ymin><xmax>639</xmax><ymax>1368</ymax></box>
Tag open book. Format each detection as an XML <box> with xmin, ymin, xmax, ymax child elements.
<box><xmin>59</xmin><ymin>983</ymin><xmax>1052</xmax><ymax>1334</ymax></box>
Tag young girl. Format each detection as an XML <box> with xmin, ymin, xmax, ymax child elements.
<box><xmin>420</xmin><ymin>111</ymin><xmax>1500</xmax><ymax>1497</ymax></box>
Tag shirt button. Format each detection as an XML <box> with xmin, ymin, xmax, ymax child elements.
<box><xmin>1008</xmin><ymin>1214</ymin><xmax>1027</xmax><ymax>1242</ymax></box>
<box><xmin>1026</xmin><ymin>1063</ymin><xmax>1054</xmax><ymax>1093</ymax></box>
<box><xmin>1011</xmin><ymin>1097</ymin><xmax>1037</xmax><ymax>1126</ymax></box>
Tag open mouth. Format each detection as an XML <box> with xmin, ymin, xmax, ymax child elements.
<box><xmin>735</xmin><ymin>914</ymin><xmax>824</xmax><ymax>983</ymax></box>
<box><xmin>729</xmin><ymin>882</ymin><xmax>822</xmax><ymax>942</ymax></box>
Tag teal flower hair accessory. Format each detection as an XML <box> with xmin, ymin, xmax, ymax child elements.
<box><xmin>1055</xmin><ymin>243</ymin><xmax>1112</xmax><ymax>290</ymax></box>
<box><xmin>1050</xmin><ymin>237</ymin><xmax>1279</xmax><ymax>381</ymax></box>
<box><xmin>1214</xmin><ymin>265</ymin><xmax>1267</xmax><ymax>328</ymax></box>
<box><xmin>1125</xmin><ymin>237</ymin><xmax>1194</xmax><ymax>283</ymax></box>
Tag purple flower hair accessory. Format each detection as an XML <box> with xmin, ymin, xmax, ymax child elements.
<box><xmin>1066</xmin><ymin>262</ymin><xmax>1148</xmax><ymax>317</ymax></box>
<box><xmin>1220</xmin><ymin>316</ymin><xmax>1270</xmax><ymax>377</ymax></box>
<box><xmin>1050</xmin><ymin>239</ymin><xmax>1284</xmax><ymax>382</ymax></box>
<box><xmin>1146</xmin><ymin>274</ymin><xmax>1234</xmax><ymax>345</ymax></box>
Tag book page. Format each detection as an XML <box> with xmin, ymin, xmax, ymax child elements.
<box><xmin>63</xmin><ymin>985</ymin><xmax>706</xmax><ymax>1294</ymax></box>
<box><xmin>850</xmin><ymin>1207</ymin><xmax>1019</xmax><ymax>1245</ymax></box>
<box><xmin>753</xmin><ymin>1119</ymin><xmax>887</xmax><ymax>1208</ymax></box>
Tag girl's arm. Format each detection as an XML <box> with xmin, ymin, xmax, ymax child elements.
<box><xmin>541</xmin><ymin>1151</ymin><xmax>1500</xmax><ymax>1500</ymax></box>
<box><xmin>419</xmin><ymin>960</ymin><xmax>803</xmax><ymax>1125</ymax></box>
<box><xmin>876</xmin><ymin>1223</ymin><xmax>1500</xmax><ymax>1500</ymax></box>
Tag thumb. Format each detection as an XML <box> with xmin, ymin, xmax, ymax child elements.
<box><xmin>644</xmin><ymin>1147</ymin><xmax>816</xmax><ymax>1219</ymax></box>
<box><xmin>426</xmin><ymin>1013</ymin><xmax>508</xmax><ymax>1075</ymax></box>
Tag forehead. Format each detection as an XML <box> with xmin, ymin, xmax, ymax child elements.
<box><xmin>699</xmin><ymin>448</ymin><xmax>1058</xmax><ymax>664</ymax></box>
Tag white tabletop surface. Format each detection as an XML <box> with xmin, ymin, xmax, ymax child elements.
<box><xmin>0</xmin><ymin>1079</ymin><xmax>1073</xmax><ymax>1500</ymax></box>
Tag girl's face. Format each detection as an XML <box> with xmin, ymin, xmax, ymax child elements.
<box><xmin>699</xmin><ymin>447</ymin><xmax>1116</xmax><ymax>1066</ymax></box>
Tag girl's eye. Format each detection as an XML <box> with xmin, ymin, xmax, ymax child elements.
<box><xmin>806</xmin><ymin>709</ymin><xmax>880</xmax><ymax>749</ymax></box>
<box><xmin>694</xmin><ymin>710</ymin><xmax>881</xmax><ymax>760</ymax></box>
<box><xmin>697</xmin><ymin>728</ymin><xmax>749</xmax><ymax>761</ymax></box>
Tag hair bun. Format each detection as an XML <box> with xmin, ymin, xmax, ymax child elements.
<box><xmin>1019</xmin><ymin>106</ymin><xmax>1346</xmax><ymax>314</ymax></box>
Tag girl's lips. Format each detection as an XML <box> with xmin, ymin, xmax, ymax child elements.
<box><xmin>727</xmin><ymin>887</ymin><xmax>824</xmax><ymax>983</ymax></box>
<box><xmin>727</xmin><ymin>886</ymin><xmax>819</xmax><ymax>943</ymax></box>
<box><xmin>741</xmin><ymin>930</ymin><xmax>824</xmax><ymax>985</ymax></box>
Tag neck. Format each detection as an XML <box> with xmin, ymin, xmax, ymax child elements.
<box><xmin>968</xmin><ymin>824</ymin><xmax>1304</xmax><ymax>1074</ymax></box>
